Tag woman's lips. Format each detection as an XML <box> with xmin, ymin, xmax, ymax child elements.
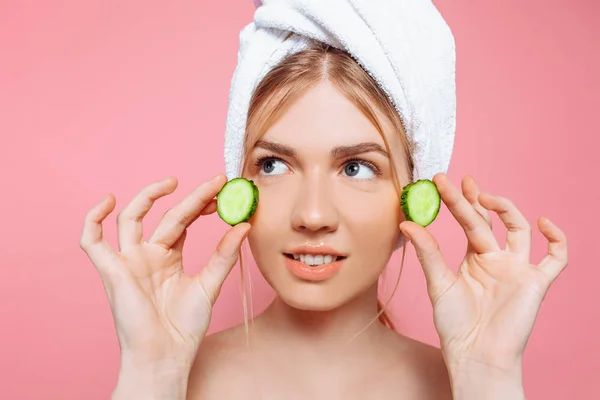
<box><xmin>283</xmin><ymin>254</ymin><xmax>345</xmax><ymax>282</ymax></box>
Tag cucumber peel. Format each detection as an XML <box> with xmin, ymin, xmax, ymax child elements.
<box><xmin>400</xmin><ymin>179</ymin><xmax>441</xmax><ymax>227</ymax></box>
<box><xmin>216</xmin><ymin>178</ymin><xmax>259</xmax><ymax>225</ymax></box>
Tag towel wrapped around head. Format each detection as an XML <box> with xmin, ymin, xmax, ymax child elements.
<box><xmin>224</xmin><ymin>0</ymin><xmax>456</xmax><ymax>185</ymax></box>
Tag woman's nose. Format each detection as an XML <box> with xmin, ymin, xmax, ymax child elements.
<box><xmin>290</xmin><ymin>174</ymin><xmax>339</xmax><ymax>234</ymax></box>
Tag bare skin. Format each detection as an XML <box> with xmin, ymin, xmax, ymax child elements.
<box><xmin>189</xmin><ymin>292</ymin><xmax>452</xmax><ymax>400</ymax></box>
<box><xmin>80</xmin><ymin>80</ymin><xmax>568</xmax><ymax>400</ymax></box>
<box><xmin>188</xmin><ymin>81</ymin><xmax>452</xmax><ymax>399</ymax></box>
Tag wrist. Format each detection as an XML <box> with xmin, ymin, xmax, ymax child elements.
<box><xmin>448</xmin><ymin>356</ymin><xmax>525</xmax><ymax>400</ymax></box>
<box><xmin>112</xmin><ymin>355</ymin><xmax>191</xmax><ymax>400</ymax></box>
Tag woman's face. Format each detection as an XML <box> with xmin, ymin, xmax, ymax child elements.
<box><xmin>244</xmin><ymin>80</ymin><xmax>406</xmax><ymax>311</ymax></box>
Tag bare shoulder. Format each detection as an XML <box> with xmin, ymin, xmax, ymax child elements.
<box><xmin>384</xmin><ymin>331</ymin><xmax>452</xmax><ymax>400</ymax></box>
<box><xmin>186</xmin><ymin>324</ymin><xmax>253</xmax><ymax>399</ymax></box>
<box><xmin>185</xmin><ymin>324</ymin><xmax>451</xmax><ymax>400</ymax></box>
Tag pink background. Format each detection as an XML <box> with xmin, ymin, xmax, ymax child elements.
<box><xmin>1</xmin><ymin>0</ymin><xmax>598</xmax><ymax>398</ymax></box>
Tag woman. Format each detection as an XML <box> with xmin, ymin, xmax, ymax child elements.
<box><xmin>79</xmin><ymin>6</ymin><xmax>568</xmax><ymax>400</ymax></box>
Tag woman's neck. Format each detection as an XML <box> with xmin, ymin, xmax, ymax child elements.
<box><xmin>251</xmin><ymin>283</ymin><xmax>390</xmax><ymax>352</ymax></box>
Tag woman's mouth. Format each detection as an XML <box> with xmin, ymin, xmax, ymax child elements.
<box><xmin>284</xmin><ymin>253</ymin><xmax>347</xmax><ymax>266</ymax></box>
<box><xmin>283</xmin><ymin>253</ymin><xmax>346</xmax><ymax>281</ymax></box>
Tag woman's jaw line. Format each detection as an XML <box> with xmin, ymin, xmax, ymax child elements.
<box><xmin>252</xmin><ymin>283</ymin><xmax>389</xmax><ymax>347</ymax></box>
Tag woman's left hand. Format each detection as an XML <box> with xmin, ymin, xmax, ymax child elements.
<box><xmin>399</xmin><ymin>173</ymin><xmax>569</xmax><ymax>375</ymax></box>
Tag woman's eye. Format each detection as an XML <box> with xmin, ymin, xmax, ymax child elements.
<box><xmin>342</xmin><ymin>161</ymin><xmax>375</xmax><ymax>179</ymax></box>
<box><xmin>260</xmin><ymin>158</ymin><xmax>288</xmax><ymax>175</ymax></box>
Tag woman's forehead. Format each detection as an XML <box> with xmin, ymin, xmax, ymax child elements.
<box><xmin>259</xmin><ymin>81</ymin><xmax>387</xmax><ymax>150</ymax></box>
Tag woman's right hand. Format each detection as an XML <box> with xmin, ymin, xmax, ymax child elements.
<box><xmin>79</xmin><ymin>174</ymin><xmax>250</xmax><ymax>396</ymax></box>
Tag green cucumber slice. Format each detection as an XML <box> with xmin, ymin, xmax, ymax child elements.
<box><xmin>216</xmin><ymin>178</ymin><xmax>259</xmax><ymax>225</ymax></box>
<box><xmin>400</xmin><ymin>179</ymin><xmax>441</xmax><ymax>227</ymax></box>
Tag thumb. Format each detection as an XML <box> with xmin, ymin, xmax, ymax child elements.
<box><xmin>400</xmin><ymin>221</ymin><xmax>455</xmax><ymax>302</ymax></box>
<box><xmin>197</xmin><ymin>222</ymin><xmax>251</xmax><ymax>305</ymax></box>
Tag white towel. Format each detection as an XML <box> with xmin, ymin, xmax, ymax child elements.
<box><xmin>224</xmin><ymin>0</ymin><xmax>456</xmax><ymax>184</ymax></box>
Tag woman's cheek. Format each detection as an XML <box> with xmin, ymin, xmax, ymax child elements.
<box><xmin>347</xmin><ymin>191</ymin><xmax>401</xmax><ymax>246</ymax></box>
<box><xmin>344</xmin><ymin>184</ymin><xmax>399</xmax><ymax>220</ymax></box>
<box><xmin>249</xmin><ymin>182</ymin><xmax>291</xmax><ymax>241</ymax></box>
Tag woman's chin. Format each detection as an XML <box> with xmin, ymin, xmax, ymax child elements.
<box><xmin>272</xmin><ymin>280</ymin><xmax>357</xmax><ymax>312</ymax></box>
<box><xmin>256</xmin><ymin>259</ymin><xmax>382</xmax><ymax>313</ymax></box>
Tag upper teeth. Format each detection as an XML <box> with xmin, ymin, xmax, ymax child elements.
<box><xmin>293</xmin><ymin>254</ymin><xmax>338</xmax><ymax>265</ymax></box>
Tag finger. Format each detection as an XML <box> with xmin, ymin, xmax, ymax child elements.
<box><xmin>462</xmin><ymin>176</ymin><xmax>492</xmax><ymax>229</ymax></box>
<box><xmin>478</xmin><ymin>192</ymin><xmax>531</xmax><ymax>260</ymax></box>
<box><xmin>157</xmin><ymin>198</ymin><xmax>217</xmax><ymax>231</ymax></box>
<box><xmin>156</xmin><ymin>199</ymin><xmax>218</xmax><ymax>243</ymax></box>
<box><xmin>149</xmin><ymin>174</ymin><xmax>227</xmax><ymax>249</ymax></box>
<box><xmin>79</xmin><ymin>194</ymin><xmax>119</xmax><ymax>271</ymax></box>
<box><xmin>196</xmin><ymin>223</ymin><xmax>251</xmax><ymax>305</ymax></box>
<box><xmin>117</xmin><ymin>176</ymin><xmax>178</xmax><ymax>252</ymax></box>
<box><xmin>400</xmin><ymin>221</ymin><xmax>455</xmax><ymax>303</ymax></box>
<box><xmin>433</xmin><ymin>173</ymin><xmax>500</xmax><ymax>254</ymax></box>
<box><xmin>199</xmin><ymin>199</ymin><xmax>218</xmax><ymax>216</ymax></box>
<box><xmin>461</xmin><ymin>176</ymin><xmax>492</xmax><ymax>255</ymax></box>
<box><xmin>536</xmin><ymin>217</ymin><xmax>568</xmax><ymax>284</ymax></box>
<box><xmin>172</xmin><ymin>228</ymin><xmax>187</xmax><ymax>254</ymax></box>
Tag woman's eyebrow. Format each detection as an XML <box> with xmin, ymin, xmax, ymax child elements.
<box><xmin>331</xmin><ymin>142</ymin><xmax>389</xmax><ymax>159</ymax></box>
<box><xmin>254</xmin><ymin>140</ymin><xmax>296</xmax><ymax>157</ymax></box>
<box><xmin>253</xmin><ymin>140</ymin><xmax>389</xmax><ymax>159</ymax></box>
